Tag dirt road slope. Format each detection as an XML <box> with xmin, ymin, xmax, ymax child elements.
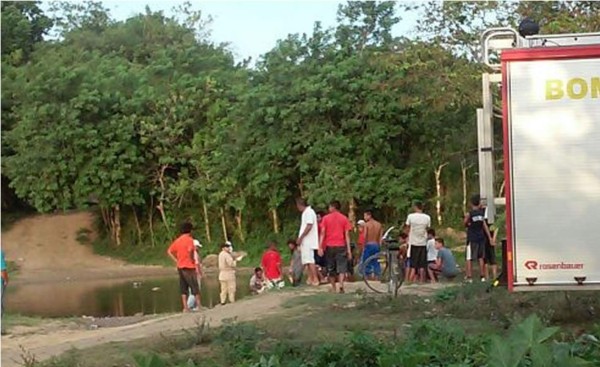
<box><xmin>1</xmin><ymin>212</ymin><xmax>168</xmax><ymax>283</ymax></box>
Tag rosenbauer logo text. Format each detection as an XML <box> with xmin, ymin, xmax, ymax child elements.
<box><xmin>524</xmin><ymin>260</ymin><xmax>584</xmax><ymax>271</ymax></box>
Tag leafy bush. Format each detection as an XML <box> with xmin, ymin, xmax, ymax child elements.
<box><xmin>216</xmin><ymin>321</ymin><xmax>263</xmax><ymax>364</ymax></box>
<box><xmin>488</xmin><ymin>314</ymin><xmax>596</xmax><ymax>367</ymax></box>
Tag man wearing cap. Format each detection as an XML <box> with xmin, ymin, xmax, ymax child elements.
<box><xmin>167</xmin><ymin>222</ymin><xmax>201</xmax><ymax>312</ymax></box>
<box><xmin>362</xmin><ymin>210</ymin><xmax>383</xmax><ymax>280</ymax></box>
<box><xmin>295</xmin><ymin>198</ymin><xmax>319</xmax><ymax>286</ymax></box>
<box><xmin>187</xmin><ymin>239</ymin><xmax>204</xmax><ymax>310</ymax></box>
<box><xmin>218</xmin><ymin>242</ymin><xmax>242</xmax><ymax>304</ymax></box>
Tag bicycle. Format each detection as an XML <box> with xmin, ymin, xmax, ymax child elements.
<box><xmin>360</xmin><ymin>227</ymin><xmax>406</xmax><ymax>297</ymax></box>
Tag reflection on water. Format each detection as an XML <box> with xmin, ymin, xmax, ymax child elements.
<box><xmin>6</xmin><ymin>273</ymin><xmax>252</xmax><ymax>318</ymax></box>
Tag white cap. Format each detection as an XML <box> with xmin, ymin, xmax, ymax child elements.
<box><xmin>193</xmin><ymin>239</ymin><xmax>202</xmax><ymax>248</ymax></box>
<box><xmin>357</xmin><ymin>220</ymin><xmax>366</xmax><ymax>226</ymax></box>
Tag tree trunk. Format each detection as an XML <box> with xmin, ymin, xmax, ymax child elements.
<box><xmin>132</xmin><ymin>206</ymin><xmax>143</xmax><ymax>245</ymax></box>
<box><xmin>148</xmin><ymin>197</ymin><xmax>156</xmax><ymax>247</ymax></box>
<box><xmin>202</xmin><ymin>198</ymin><xmax>212</xmax><ymax>243</ymax></box>
<box><xmin>100</xmin><ymin>206</ymin><xmax>111</xmax><ymax>233</ymax></box>
<box><xmin>156</xmin><ymin>201</ymin><xmax>169</xmax><ymax>230</ymax></box>
<box><xmin>348</xmin><ymin>198</ymin><xmax>357</xmax><ymax>228</ymax></box>
<box><xmin>434</xmin><ymin>163</ymin><xmax>448</xmax><ymax>226</ymax></box>
<box><xmin>498</xmin><ymin>179</ymin><xmax>506</xmax><ymax>198</ymax></box>
<box><xmin>298</xmin><ymin>179</ymin><xmax>305</xmax><ymax>198</ymax></box>
<box><xmin>220</xmin><ymin>207</ymin><xmax>228</xmax><ymax>242</ymax></box>
<box><xmin>113</xmin><ymin>204</ymin><xmax>121</xmax><ymax>247</ymax></box>
<box><xmin>235</xmin><ymin>209</ymin><xmax>245</xmax><ymax>244</ymax></box>
<box><xmin>157</xmin><ymin>165</ymin><xmax>170</xmax><ymax>230</ymax></box>
<box><xmin>271</xmin><ymin>208</ymin><xmax>280</xmax><ymax>234</ymax></box>
<box><xmin>461</xmin><ymin>159</ymin><xmax>468</xmax><ymax>212</ymax></box>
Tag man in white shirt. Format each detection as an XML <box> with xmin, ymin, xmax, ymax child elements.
<box><xmin>404</xmin><ymin>201</ymin><xmax>431</xmax><ymax>282</ymax></box>
<box><xmin>296</xmin><ymin>198</ymin><xmax>319</xmax><ymax>286</ymax></box>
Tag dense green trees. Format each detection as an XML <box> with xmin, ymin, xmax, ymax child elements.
<box><xmin>2</xmin><ymin>1</ymin><xmax>598</xmax><ymax>251</ymax></box>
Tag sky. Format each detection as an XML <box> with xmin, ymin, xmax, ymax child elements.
<box><xmin>43</xmin><ymin>1</ymin><xmax>418</xmax><ymax>63</ymax></box>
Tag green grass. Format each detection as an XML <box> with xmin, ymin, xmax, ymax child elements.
<box><xmin>92</xmin><ymin>231</ymin><xmax>297</xmax><ymax>269</ymax></box>
<box><xmin>2</xmin><ymin>313</ymin><xmax>44</xmax><ymax>330</ymax></box>
<box><xmin>34</xmin><ymin>285</ymin><xmax>600</xmax><ymax>367</ymax></box>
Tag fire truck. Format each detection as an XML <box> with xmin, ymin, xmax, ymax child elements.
<box><xmin>478</xmin><ymin>23</ymin><xmax>600</xmax><ymax>291</ymax></box>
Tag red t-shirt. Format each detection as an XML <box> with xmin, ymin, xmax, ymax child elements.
<box><xmin>358</xmin><ymin>230</ymin><xmax>365</xmax><ymax>247</ymax></box>
<box><xmin>321</xmin><ymin>211</ymin><xmax>352</xmax><ymax>247</ymax></box>
<box><xmin>261</xmin><ymin>249</ymin><xmax>282</xmax><ymax>280</ymax></box>
<box><xmin>167</xmin><ymin>234</ymin><xmax>196</xmax><ymax>269</ymax></box>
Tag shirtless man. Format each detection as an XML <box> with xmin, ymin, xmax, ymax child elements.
<box><xmin>362</xmin><ymin>209</ymin><xmax>383</xmax><ymax>280</ymax></box>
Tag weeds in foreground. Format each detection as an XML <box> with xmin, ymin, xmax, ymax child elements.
<box><xmin>160</xmin><ymin>317</ymin><xmax>212</xmax><ymax>353</ymax></box>
<box><xmin>488</xmin><ymin>314</ymin><xmax>595</xmax><ymax>367</ymax></box>
<box><xmin>18</xmin><ymin>345</ymin><xmax>38</xmax><ymax>367</ymax></box>
<box><xmin>128</xmin><ymin>314</ymin><xmax>599</xmax><ymax>367</ymax></box>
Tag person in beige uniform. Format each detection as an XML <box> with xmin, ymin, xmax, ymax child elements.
<box><xmin>218</xmin><ymin>242</ymin><xmax>242</xmax><ymax>305</ymax></box>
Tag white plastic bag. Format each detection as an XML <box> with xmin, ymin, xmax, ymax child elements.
<box><xmin>187</xmin><ymin>288</ymin><xmax>196</xmax><ymax>309</ymax></box>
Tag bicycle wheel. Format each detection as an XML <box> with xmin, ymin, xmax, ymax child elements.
<box><xmin>389</xmin><ymin>252</ymin><xmax>405</xmax><ymax>297</ymax></box>
<box><xmin>361</xmin><ymin>251</ymin><xmax>391</xmax><ymax>294</ymax></box>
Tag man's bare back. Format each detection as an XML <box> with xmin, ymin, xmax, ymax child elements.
<box><xmin>364</xmin><ymin>219</ymin><xmax>383</xmax><ymax>245</ymax></box>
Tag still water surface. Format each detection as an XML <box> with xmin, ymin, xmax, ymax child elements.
<box><xmin>7</xmin><ymin>273</ymin><xmax>252</xmax><ymax>318</ymax></box>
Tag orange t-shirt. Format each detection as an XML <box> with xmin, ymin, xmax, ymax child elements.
<box><xmin>168</xmin><ymin>234</ymin><xmax>196</xmax><ymax>269</ymax></box>
<box><xmin>321</xmin><ymin>211</ymin><xmax>352</xmax><ymax>247</ymax></box>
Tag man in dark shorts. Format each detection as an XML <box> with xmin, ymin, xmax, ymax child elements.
<box><xmin>167</xmin><ymin>222</ymin><xmax>201</xmax><ymax>312</ymax></box>
<box><xmin>464</xmin><ymin>195</ymin><xmax>494</xmax><ymax>282</ymax></box>
<box><xmin>483</xmin><ymin>205</ymin><xmax>498</xmax><ymax>280</ymax></box>
<box><xmin>314</xmin><ymin>210</ymin><xmax>327</xmax><ymax>282</ymax></box>
<box><xmin>404</xmin><ymin>201</ymin><xmax>431</xmax><ymax>282</ymax></box>
<box><xmin>318</xmin><ymin>201</ymin><xmax>352</xmax><ymax>293</ymax></box>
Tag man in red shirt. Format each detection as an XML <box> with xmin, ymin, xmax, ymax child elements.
<box><xmin>318</xmin><ymin>200</ymin><xmax>352</xmax><ymax>293</ymax></box>
<box><xmin>261</xmin><ymin>241</ymin><xmax>283</xmax><ymax>287</ymax></box>
<box><xmin>167</xmin><ymin>222</ymin><xmax>201</xmax><ymax>312</ymax></box>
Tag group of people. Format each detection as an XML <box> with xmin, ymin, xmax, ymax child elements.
<box><xmin>166</xmin><ymin>194</ymin><xmax>498</xmax><ymax>312</ymax></box>
<box><xmin>249</xmin><ymin>199</ymin><xmax>354</xmax><ymax>295</ymax></box>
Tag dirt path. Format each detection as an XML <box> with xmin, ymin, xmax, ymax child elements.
<box><xmin>0</xmin><ymin>288</ymin><xmax>308</xmax><ymax>366</ymax></box>
<box><xmin>1</xmin><ymin>212</ymin><xmax>172</xmax><ymax>284</ymax></box>
<box><xmin>0</xmin><ymin>281</ymin><xmax>449</xmax><ymax>366</ymax></box>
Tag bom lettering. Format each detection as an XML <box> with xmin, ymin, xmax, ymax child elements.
<box><xmin>545</xmin><ymin>77</ymin><xmax>600</xmax><ymax>100</ymax></box>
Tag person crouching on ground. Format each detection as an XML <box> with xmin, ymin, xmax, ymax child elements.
<box><xmin>428</xmin><ymin>238</ymin><xmax>459</xmax><ymax>282</ymax></box>
<box><xmin>262</xmin><ymin>241</ymin><xmax>284</xmax><ymax>289</ymax></box>
<box><xmin>287</xmin><ymin>240</ymin><xmax>304</xmax><ymax>286</ymax></box>
<box><xmin>167</xmin><ymin>222</ymin><xmax>201</xmax><ymax>312</ymax></box>
<box><xmin>218</xmin><ymin>242</ymin><xmax>239</xmax><ymax>305</ymax></box>
<box><xmin>249</xmin><ymin>267</ymin><xmax>267</xmax><ymax>295</ymax></box>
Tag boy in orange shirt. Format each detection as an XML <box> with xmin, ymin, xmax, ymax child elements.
<box><xmin>167</xmin><ymin>222</ymin><xmax>201</xmax><ymax>312</ymax></box>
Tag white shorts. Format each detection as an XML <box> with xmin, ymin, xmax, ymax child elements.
<box><xmin>465</xmin><ymin>244</ymin><xmax>472</xmax><ymax>261</ymax></box>
<box><xmin>301</xmin><ymin>245</ymin><xmax>315</xmax><ymax>265</ymax></box>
